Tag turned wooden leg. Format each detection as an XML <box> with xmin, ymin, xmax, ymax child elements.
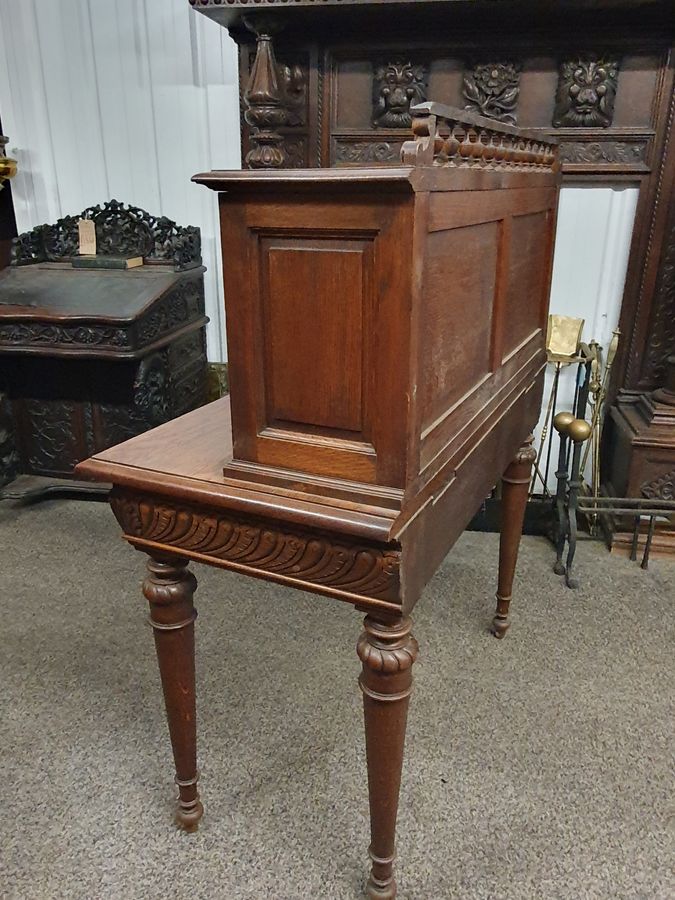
<box><xmin>492</xmin><ymin>434</ymin><xmax>537</xmax><ymax>639</ymax></box>
<box><xmin>357</xmin><ymin>615</ymin><xmax>419</xmax><ymax>899</ymax></box>
<box><xmin>143</xmin><ymin>553</ymin><xmax>203</xmax><ymax>831</ymax></box>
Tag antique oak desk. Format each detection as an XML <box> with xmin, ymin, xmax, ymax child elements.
<box><xmin>77</xmin><ymin>104</ymin><xmax>560</xmax><ymax>898</ymax></box>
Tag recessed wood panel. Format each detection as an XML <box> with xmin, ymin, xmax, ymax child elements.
<box><xmin>503</xmin><ymin>211</ymin><xmax>549</xmax><ymax>360</ymax></box>
<box><xmin>262</xmin><ymin>240</ymin><xmax>367</xmax><ymax>433</ymax></box>
<box><xmin>419</xmin><ymin>222</ymin><xmax>498</xmax><ymax>431</ymax></box>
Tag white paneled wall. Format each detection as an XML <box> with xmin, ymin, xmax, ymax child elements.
<box><xmin>0</xmin><ymin>4</ymin><xmax>639</xmax><ymax>417</ymax></box>
<box><xmin>534</xmin><ymin>184</ymin><xmax>639</xmax><ymax>491</ymax></box>
<box><xmin>0</xmin><ymin>0</ymin><xmax>240</xmax><ymax>362</ymax></box>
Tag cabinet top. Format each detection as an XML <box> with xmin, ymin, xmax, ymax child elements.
<box><xmin>188</xmin><ymin>0</ymin><xmax>670</xmax><ymax>30</ymax></box>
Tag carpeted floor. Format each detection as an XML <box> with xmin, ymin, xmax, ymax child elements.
<box><xmin>0</xmin><ymin>498</ymin><xmax>673</xmax><ymax>900</ymax></box>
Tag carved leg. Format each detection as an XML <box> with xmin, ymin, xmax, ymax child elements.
<box><xmin>357</xmin><ymin>615</ymin><xmax>419</xmax><ymax>899</ymax></box>
<box><xmin>492</xmin><ymin>435</ymin><xmax>536</xmax><ymax>639</ymax></box>
<box><xmin>143</xmin><ymin>554</ymin><xmax>203</xmax><ymax>831</ymax></box>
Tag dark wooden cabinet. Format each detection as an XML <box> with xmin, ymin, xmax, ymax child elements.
<box><xmin>0</xmin><ymin>202</ymin><xmax>208</xmax><ymax>489</ymax></box>
<box><xmin>191</xmin><ymin>0</ymin><xmax>675</xmax><ymax>540</ymax></box>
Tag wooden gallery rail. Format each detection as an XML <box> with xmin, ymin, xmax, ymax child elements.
<box><xmin>77</xmin><ymin>102</ymin><xmax>561</xmax><ymax>898</ymax></box>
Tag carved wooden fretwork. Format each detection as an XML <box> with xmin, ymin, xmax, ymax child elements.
<box><xmin>553</xmin><ymin>57</ymin><xmax>621</xmax><ymax>129</ymax></box>
<box><xmin>133</xmin><ymin>353</ymin><xmax>171</xmax><ymax>427</ymax></box>
<box><xmin>402</xmin><ymin>101</ymin><xmax>558</xmax><ymax>172</ymax></box>
<box><xmin>372</xmin><ymin>61</ymin><xmax>428</xmax><ymax>129</ymax></box>
<box><xmin>110</xmin><ymin>490</ymin><xmax>403</xmax><ymax>605</ymax></box>
<box><xmin>281</xmin><ymin>136</ymin><xmax>308</xmax><ymax>169</ymax></box>
<box><xmin>0</xmin><ymin>392</ymin><xmax>18</xmax><ymax>487</ymax></box>
<box><xmin>11</xmin><ymin>199</ymin><xmax>201</xmax><ymax>271</ymax></box>
<box><xmin>641</xmin><ymin>469</ymin><xmax>675</xmax><ymax>500</ymax></box>
<box><xmin>278</xmin><ymin>60</ymin><xmax>308</xmax><ymax>127</ymax></box>
<box><xmin>462</xmin><ymin>62</ymin><xmax>521</xmax><ymax>125</ymax></box>
<box><xmin>642</xmin><ymin>220</ymin><xmax>675</xmax><ymax>388</ymax></box>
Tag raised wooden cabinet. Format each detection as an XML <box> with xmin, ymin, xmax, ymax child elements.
<box><xmin>193</xmin><ymin>102</ymin><xmax>560</xmax><ymax>609</ymax></box>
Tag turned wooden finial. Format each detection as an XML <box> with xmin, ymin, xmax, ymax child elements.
<box><xmin>243</xmin><ymin>16</ymin><xmax>287</xmax><ymax>169</ymax></box>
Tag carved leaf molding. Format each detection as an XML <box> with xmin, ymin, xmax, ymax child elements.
<box><xmin>111</xmin><ymin>493</ymin><xmax>402</xmax><ymax>604</ymax></box>
<box><xmin>559</xmin><ymin>141</ymin><xmax>647</xmax><ymax>165</ymax></box>
<box><xmin>335</xmin><ymin>142</ymin><xmax>400</xmax><ymax>164</ymax></box>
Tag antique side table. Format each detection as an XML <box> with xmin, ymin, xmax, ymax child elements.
<box><xmin>77</xmin><ymin>104</ymin><xmax>559</xmax><ymax>897</ymax></box>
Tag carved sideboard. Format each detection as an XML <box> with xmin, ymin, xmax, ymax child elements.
<box><xmin>190</xmin><ymin>0</ymin><xmax>675</xmax><ymax>540</ymax></box>
<box><xmin>0</xmin><ymin>201</ymin><xmax>208</xmax><ymax>491</ymax></box>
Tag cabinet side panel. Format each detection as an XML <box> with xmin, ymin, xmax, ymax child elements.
<box><xmin>419</xmin><ymin>222</ymin><xmax>498</xmax><ymax>432</ymax></box>
<box><xmin>263</xmin><ymin>241</ymin><xmax>365</xmax><ymax>434</ymax></box>
<box><xmin>502</xmin><ymin>210</ymin><xmax>550</xmax><ymax>360</ymax></box>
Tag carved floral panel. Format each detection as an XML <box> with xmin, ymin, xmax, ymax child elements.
<box><xmin>462</xmin><ymin>62</ymin><xmax>521</xmax><ymax>125</ymax></box>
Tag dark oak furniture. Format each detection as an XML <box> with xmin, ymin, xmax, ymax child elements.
<box><xmin>78</xmin><ymin>103</ymin><xmax>560</xmax><ymax>897</ymax></box>
<box><xmin>190</xmin><ymin>0</ymin><xmax>675</xmax><ymax>548</ymax></box>
<box><xmin>0</xmin><ymin>201</ymin><xmax>208</xmax><ymax>495</ymax></box>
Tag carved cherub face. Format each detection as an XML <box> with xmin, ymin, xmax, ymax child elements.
<box><xmin>553</xmin><ymin>58</ymin><xmax>620</xmax><ymax>128</ymax></box>
<box><xmin>372</xmin><ymin>62</ymin><xmax>428</xmax><ymax>129</ymax></box>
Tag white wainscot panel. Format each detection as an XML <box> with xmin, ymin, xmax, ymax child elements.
<box><xmin>532</xmin><ymin>184</ymin><xmax>639</xmax><ymax>494</ymax></box>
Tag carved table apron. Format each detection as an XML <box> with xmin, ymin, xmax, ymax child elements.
<box><xmin>76</xmin><ymin>392</ymin><xmax>540</xmax><ymax>899</ymax></box>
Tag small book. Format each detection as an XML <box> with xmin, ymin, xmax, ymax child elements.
<box><xmin>72</xmin><ymin>256</ymin><xmax>144</xmax><ymax>270</ymax></box>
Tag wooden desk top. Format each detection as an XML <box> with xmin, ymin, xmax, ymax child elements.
<box><xmin>76</xmin><ymin>397</ymin><xmax>398</xmax><ymax>545</ymax></box>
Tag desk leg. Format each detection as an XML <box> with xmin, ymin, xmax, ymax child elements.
<box><xmin>358</xmin><ymin>615</ymin><xmax>419</xmax><ymax>899</ymax></box>
<box><xmin>143</xmin><ymin>553</ymin><xmax>203</xmax><ymax>832</ymax></box>
<box><xmin>492</xmin><ymin>434</ymin><xmax>536</xmax><ymax>639</ymax></box>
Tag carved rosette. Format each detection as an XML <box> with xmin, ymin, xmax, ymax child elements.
<box><xmin>372</xmin><ymin>60</ymin><xmax>428</xmax><ymax>129</ymax></box>
<box><xmin>463</xmin><ymin>62</ymin><xmax>521</xmax><ymax>125</ymax></box>
<box><xmin>553</xmin><ymin>57</ymin><xmax>620</xmax><ymax>128</ymax></box>
<box><xmin>110</xmin><ymin>491</ymin><xmax>402</xmax><ymax>606</ymax></box>
<box><xmin>641</xmin><ymin>470</ymin><xmax>675</xmax><ymax>501</ymax></box>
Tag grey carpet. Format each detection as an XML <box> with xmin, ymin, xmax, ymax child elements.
<box><xmin>0</xmin><ymin>499</ymin><xmax>673</xmax><ymax>900</ymax></box>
